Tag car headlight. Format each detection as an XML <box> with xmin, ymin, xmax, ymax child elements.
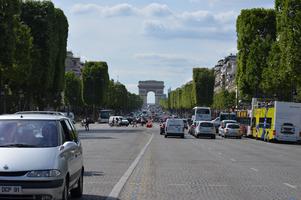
<box><xmin>27</xmin><ymin>170</ymin><xmax>61</xmax><ymax>177</ymax></box>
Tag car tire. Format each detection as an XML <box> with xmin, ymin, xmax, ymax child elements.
<box><xmin>181</xmin><ymin>134</ymin><xmax>185</xmax><ymax>139</ymax></box>
<box><xmin>70</xmin><ymin>170</ymin><xmax>83</xmax><ymax>198</ymax></box>
<box><xmin>62</xmin><ymin>177</ymin><xmax>69</xmax><ymax>200</ymax></box>
<box><xmin>165</xmin><ymin>135</ymin><xmax>168</xmax><ymax>138</ymax></box>
<box><xmin>212</xmin><ymin>135</ymin><xmax>216</xmax><ymax>139</ymax></box>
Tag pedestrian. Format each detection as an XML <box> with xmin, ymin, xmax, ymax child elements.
<box><xmin>85</xmin><ymin>117</ymin><xmax>90</xmax><ymax>131</ymax></box>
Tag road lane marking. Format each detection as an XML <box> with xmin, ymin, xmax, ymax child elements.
<box><xmin>106</xmin><ymin>133</ymin><xmax>154</xmax><ymax>200</ymax></box>
<box><xmin>250</xmin><ymin>168</ymin><xmax>258</xmax><ymax>172</ymax></box>
<box><xmin>283</xmin><ymin>183</ymin><xmax>297</xmax><ymax>189</ymax></box>
<box><xmin>217</xmin><ymin>152</ymin><xmax>222</xmax><ymax>155</ymax></box>
<box><xmin>230</xmin><ymin>158</ymin><xmax>236</xmax><ymax>162</ymax></box>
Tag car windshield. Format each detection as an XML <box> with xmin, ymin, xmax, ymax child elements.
<box><xmin>196</xmin><ymin>109</ymin><xmax>210</xmax><ymax>114</ymax></box>
<box><xmin>0</xmin><ymin>120</ymin><xmax>59</xmax><ymax>148</ymax></box>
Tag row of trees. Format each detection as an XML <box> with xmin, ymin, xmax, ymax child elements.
<box><xmin>64</xmin><ymin>62</ymin><xmax>143</xmax><ymax>118</ymax></box>
<box><xmin>0</xmin><ymin>0</ymin><xmax>68</xmax><ymax>112</ymax></box>
<box><xmin>0</xmin><ymin>0</ymin><xmax>142</xmax><ymax>115</ymax></box>
<box><xmin>237</xmin><ymin>0</ymin><xmax>301</xmax><ymax>101</ymax></box>
<box><xmin>160</xmin><ymin>68</ymin><xmax>215</xmax><ymax>112</ymax></box>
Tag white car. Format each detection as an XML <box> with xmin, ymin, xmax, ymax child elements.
<box><xmin>223</xmin><ymin>123</ymin><xmax>242</xmax><ymax>139</ymax></box>
<box><xmin>0</xmin><ymin>112</ymin><xmax>84</xmax><ymax>200</ymax></box>
<box><xmin>164</xmin><ymin>119</ymin><xmax>185</xmax><ymax>138</ymax></box>
<box><xmin>219</xmin><ymin>120</ymin><xmax>237</xmax><ymax>136</ymax></box>
<box><xmin>195</xmin><ymin>121</ymin><xmax>216</xmax><ymax>139</ymax></box>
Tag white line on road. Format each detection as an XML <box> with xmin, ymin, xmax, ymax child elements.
<box><xmin>106</xmin><ymin>133</ymin><xmax>154</xmax><ymax>200</ymax></box>
<box><xmin>283</xmin><ymin>183</ymin><xmax>297</xmax><ymax>189</ymax></box>
<box><xmin>217</xmin><ymin>152</ymin><xmax>222</xmax><ymax>155</ymax></box>
<box><xmin>230</xmin><ymin>158</ymin><xmax>236</xmax><ymax>162</ymax></box>
<box><xmin>250</xmin><ymin>168</ymin><xmax>258</xmax><ymax>172</ymax></box>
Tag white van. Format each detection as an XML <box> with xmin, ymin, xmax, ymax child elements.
<box><xmin>109</xmin><ymin>116</ymin><xmax>122</xmax><ymax>126</ymax></box>
<box><xmin>165</xmin><ymin>119</ymin><xmax>185</xmax><ymax>138</ymax></box>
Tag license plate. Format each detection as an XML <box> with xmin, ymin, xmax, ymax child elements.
<box><xmin>0</xmin><ymin>186</ymin><xmax>22</xmax><ymax>194</ymax></box>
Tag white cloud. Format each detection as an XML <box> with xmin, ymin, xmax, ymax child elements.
<box><xmin>142</xmin><ymin>3</ymin><xmax>172</xmax><ymax>17</ymax></box>
<box><xmin>143</xmin><ymin>20</ymin><xmax>235</xmax><ymax>40</ymax></box>
<box><xmin>71</xmin><ymin>3</ymin><xmax>172</xmax><ymax>18</ymax></box>
<box><xmin>71</xmin><ymin>3</ymin><xmax>138</xmax><ymax>17</ymax></box>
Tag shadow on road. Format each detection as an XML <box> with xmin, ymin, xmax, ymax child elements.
<box><xmin>79</xmin><ymin>136</ymin><xmax>117</xmax><ymax>140</ymax></box>
<box><xmin>78</xmin><ymin>129</ymin><xmax>143</xmax><ymax>134</ymax></box>
<box><xmin>74</xmin><ymin>195</ymin><xmax>121</xmax><ymax>200</ymax></box>
<box><xmin>84</xmin><ymin>171</ymin><xmax>104</xmax><ymax>177</ymax></box>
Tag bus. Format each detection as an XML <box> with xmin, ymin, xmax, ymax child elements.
<box><xmin>98</xmin><ymin>109</ymin><xmax>114</xmax><ymax>123</ymax></box>
<box><xmin>192</xmin><ymin>107</ymin><xmax>211</xmax><ymax>122</ymax></box>
<box><xmin>251</xmin><ymin>99</ymin><xmax>301</xmax><ymax>142</ymax></box>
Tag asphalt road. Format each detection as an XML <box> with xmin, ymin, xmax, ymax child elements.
<box><xmin>75</xmin><ymin>123</ymin><xmax>301</xmax><ymax>200</ymax></box>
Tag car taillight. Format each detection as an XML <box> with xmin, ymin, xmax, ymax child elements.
<box><xmin>273</xmin><ymin>130</ymin><xmax>276</xmax><ymax>136</ymax></box>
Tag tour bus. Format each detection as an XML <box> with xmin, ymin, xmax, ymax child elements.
<box><xmin>192</xmin><ymin>107</ymin><xmax>211</xmax><ymax>122</ymax></box>
<box><xmin>98</xmin><ymin>109</ymin><xmax>114</xmax><ymax>123</ymax></box>
<box><xmin>251</xmin><ymin>99</ymin><xmax>301</xmax><ymax>142</ymax></box>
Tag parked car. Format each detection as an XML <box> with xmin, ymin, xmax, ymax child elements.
<box><xmin>0</xmin><ymin>113</ymin><xmax>84</xmax><ymax>200</ymax></box>
<box><xmin>223</xmin><ymin>123</ymin><xmax>242</xmax><ymax>138</ymax></box>
<box><xmin>219</xmin><ymin>120</ymin><xmax>237</xmax><ymax>136</ymax></box>
<box><xmin>164</xmin><ymin>119</ymin><xmax>185</xmax><ymax>138</ymax></box>
<box><xmin>195</xmin><ymin>121</ymin><xmax>216</xmax><ymax>139</ymax></box>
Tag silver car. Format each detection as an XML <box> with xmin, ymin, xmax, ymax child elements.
<box><xmin>0</xmin><ymin>113</ymin><xmax>84</xmax><ymax>200</ymax></box>
<box><xmin>195</xmin><ymin>121</ymin><xmax>216</xmax><ymax>139</ymax></box>
<box><xmin>223</xmin><ymin>123</ymin><xmax>242</xmax><ymax>139</ymax></box>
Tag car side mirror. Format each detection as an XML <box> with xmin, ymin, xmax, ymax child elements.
<box><xmin>60</xmin><ymin>141</ymin><xmax>77</xmax><ymax>152</ymax></box>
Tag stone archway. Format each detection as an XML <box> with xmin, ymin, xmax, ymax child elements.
<box><xmin>138</xmin><ymin>80</ymin><xmax>166</xmax><ymax>105</ymax></box>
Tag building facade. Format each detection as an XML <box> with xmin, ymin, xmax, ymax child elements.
<box><xmin>214</xmin><ymin>54</ymin><xmax>237</xmax><ymax>93</ymax></box>
<box><xmin>65</xmin><ymin>51</ymin><xmax>84</xmax><ymax>77</ymax></box>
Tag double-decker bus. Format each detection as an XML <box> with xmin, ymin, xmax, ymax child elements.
<box><xmin>251</xmin><ymin>99</ymin><xmax>301</xmax><ymax>142</ymax></box>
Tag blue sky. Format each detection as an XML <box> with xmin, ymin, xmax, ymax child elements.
<box><xmin>52</xmin><ymin>0</ymin><xmax>273</xmax><ymax>100</ymax></box>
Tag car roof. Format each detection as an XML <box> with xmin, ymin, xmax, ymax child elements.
<box><xmin>199</xmin><ymin>121</ymin><xmax>213</xmax><ymax>123</ymax></box>
<box><xmin>0</xmin><ymin>113</ymin><xmax>68</xmax><ymax>120</ymax></box>
<box><xmin>226</xmin><ymin>123</ymin><xmax>240</xmax><ymax>127</ymax></box>
<box><xmin>222</xmin><ymin>120</ymin><xmax>237</xmax><ymax>122</ymax></box>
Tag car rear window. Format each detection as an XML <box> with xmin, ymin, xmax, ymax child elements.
<box><xmin>0</xmin><ymin>120</ymin><xmax>59</xmax><ymax>148</ymax></box>
<box><xmin>167</xmin><ymin>119</ymin><xmax>183</xmax><ymax>126</ymax></box>
<box><xmin>200</xmin><ymin>122</ymin><xmax>213</xmax><ymax>127</ymax></box>
<box><xmin>227</xmin><ymin>124</ymin><xmax>240</xmax><ymax>129</ymax></box>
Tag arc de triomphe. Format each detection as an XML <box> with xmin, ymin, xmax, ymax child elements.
<box><xmin>138</xmin><ymin>80</ymin><xmax>166</xmax><ymax>105</ymax></box>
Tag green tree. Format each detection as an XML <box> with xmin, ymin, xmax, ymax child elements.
<box><xmin>82</xmin><ymin>61</ymin><xmax>109</xmax><ymax>118</ymax></box>
<box><xmin>236</xmin><ymin>8</ymin><xmax>276</xmax><ymax>99</ymax></box>
<box><xmin>192</xmin><ymin>68</ymin><xmax>215</xmax><ymax>106</ymax></box>
<box><xmin>212</xmin><ymin>90</ymin><xmax>236</xmax><ymax>110</ymax></box>
<box><xmin>65</xmin><ymin>72</ymin><xmax>83</xmax><ymax>110</ymax></box>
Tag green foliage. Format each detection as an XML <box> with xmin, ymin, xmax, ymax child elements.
<box><xmin>212</xmin><ymin>90</ymin><xmax>236</xmax><ymax>110</ymax></box>
<box><xmin>192</xmin><ymin>68</ymin><xmax>215</xmax><ymax>106</ymax></box>
<box><xmin>65</xmin><ymin>72</ymin><xmax>83</xmax><ymax>107</ymax></box>
<box><xmin>106</xmin><ymin>80</ymin><xmax>142</xmax><ymax>113</ymax></box>
<box><xmin>82</xmin><ymin>61</ymin><xmax>109</xmax><ymax>107</ymax></box>
<box><xmin>236</xmin><ymin>8</ymin><xmax>276</xmax><ymax>99</ymax></box>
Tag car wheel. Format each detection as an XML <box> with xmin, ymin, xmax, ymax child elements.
<box><xmin>71</xmin><ymin>170</ymin><xmax>83</xmax><ymax>198</ymax></box>
<box><xmin>165</xmin><ymin>135</ymin><xmax>168</xmax><ymax>138</ymax></box>
<box><xmin>181</xmin><ymin>134</ymin><xmax>185</xmax><ymax>139</ymax></box>
<box><xmin>62</xmin><ymin>177</ymin><xmax>69</xmax><ymax>200</ymax></box>
<box><xmin>212</xmin><ymin>135</ymin><xmax>216</xmax><ymax>139</ymax></box>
